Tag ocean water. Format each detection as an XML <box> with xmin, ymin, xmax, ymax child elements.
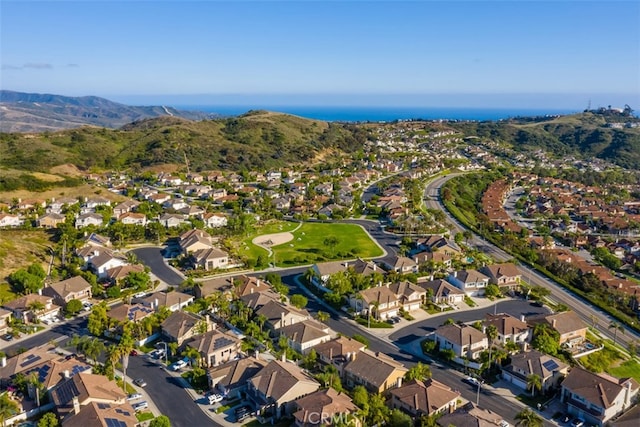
<box><xmin>175</xmin><ymin>105</ymin><xmax>578</xmax><ymax>122</ymax></box>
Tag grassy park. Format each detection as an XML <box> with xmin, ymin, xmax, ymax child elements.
<box><xmin>239</xmin><ymin>221</ymin><xmax>383</xmax><ymax>267</ymax></box>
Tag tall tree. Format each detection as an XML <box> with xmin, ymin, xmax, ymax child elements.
<box><xmin>608</xmin><ymin>321</ymin><xmax>625</xmax><ymax>346</ymax></box>
<box><xmin>527</xmin><ymin>374</ymin><xmax>542</xmax><ymax>397</ymax></box>
<box><xmin>0</xmin><ymin>393</ymin><xmax>19</xmax><ymax>427</ymax></box>
<box><xmin>485</xmin><ymin>324</ymin><xmax>498</xmax><ymax>367</ymax></box>
<box><xmin>515</xmin><ymin>408</ymin><xmax>543</xmax><ymax>427</ymax></box>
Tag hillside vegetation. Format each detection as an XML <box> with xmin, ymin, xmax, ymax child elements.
<box><xmin>0</xmin><ymin>111</ymin><xmax>370</xmax><ymax>175</ymax></box>
<box><xmin>454</xmin><ymin>112</ymin><xmax>640</xmax><ymax>170</ymax></box>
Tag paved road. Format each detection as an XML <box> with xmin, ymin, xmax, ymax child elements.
<box><xmin>423</xmin><ymin>175</ymin><xmax>640</xmax><ymax>350</ymax></box>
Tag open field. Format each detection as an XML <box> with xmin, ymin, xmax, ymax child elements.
<box><xmin>0</xmin><ymin>229</ymin><xmax>52</xmax><ymax>280</ymax></box>
<box><xmin>240</xmin><ymin>221</ymin><xmax>382</xmax><ymax>267</ymax></box>
<box><xmin>607</xmin><ymin>359</ymin><xmax>640</xmax><ymax>383</ymax></box>
<box><xmin>0</xmin><ymin>182</ymin><xmax>126</xmax><ymax>205</ymax></box>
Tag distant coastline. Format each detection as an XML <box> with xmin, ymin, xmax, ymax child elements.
<box><xmin>175</xmin><ymin>105</ymin><xmax>579</xmax><ymax>122</ymax></box>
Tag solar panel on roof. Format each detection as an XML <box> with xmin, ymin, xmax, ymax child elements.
<box><xmin>97</xmin><ymin>402</ymin><xmax>110</xmax><ymax>410</ymax></box>
<box><xmin>105</xmin><ymin>418</ymin><xmax>128</xmax><ymax>427</ymax></box>
<box><xmin>115</xmin><ymin>408</ymin><xmax>131</xmax><ymax>416</ymax></box>
<box><xmin>19</xmin><ymin>355</ymin><xmax>42</xmax><ymax>368</ymax></box>
<box><xmin>542</xmin><ymin>359</ymin><xmax>559</xmax><ymax>371</ymax></box>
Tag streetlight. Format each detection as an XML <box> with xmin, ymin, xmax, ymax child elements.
<box><xmin>476</xmin><ymin>379</ymin><xmax>484</xmax><ymax>405</ymax></box>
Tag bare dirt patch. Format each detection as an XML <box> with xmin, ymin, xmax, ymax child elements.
<box><xmin>49</xmin><ymin>163</ymin><xmax>85</xmax><ymax>177</ymax></box>
<box><xmin>0</xmin><ymin>230</ymin><xmax>50</xmax><ymax>280</ymax></box>
<box><xmin>252</xmin><ymin>232</ymin><xmax>295</xmax><ymax>249</ymax></box>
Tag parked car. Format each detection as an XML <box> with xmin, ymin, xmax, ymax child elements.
<box><xmin>463</xmin><ymin>376</ymin><xmax>481</xmax><ymax>386</ymax></box>
<box><xmin>132</xmin><ymin>401</ymin><xmax>148</xmax><ymax>412</ymax></box>
<box><xmin>170</xmin><ymin>359</ymin><xmax>187</xmax><ymax>371</ymax></box>
<box><xmin>2</xmin><ymin>333</ymin><xmax>13</xmax><ymax>341</ymax></box>
<box><xmin>208</xmin><ymin>393</ymin><xmax>223</xmax><ymax>404</ymax></box>
<box><xmin>133</xmin><ymin>378</ymin><xmax>147</xmax><ymax>387</ymax></box>
<box><xmin>127</xmin><ymin>393</ymin><xmax>143</xmax><ymax>401</ymax></box>
<box><xmin>235</xmin><ymin>406</ymin><xmax>252</xmax><ymax>422</ymax></box>
<box><xmin>570</xmin><ymin>419</ymin><xmax>584</xmax><ymax>427</ymax></box>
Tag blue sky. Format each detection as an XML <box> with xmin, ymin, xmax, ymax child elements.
<box><xmin>1</xmin><ymin>0</ymin><xmax>639</xmax><ymax>108</ymax></box>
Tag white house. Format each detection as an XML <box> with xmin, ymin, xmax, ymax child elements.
<box><xmin>0</xmin><ymin>214</ymin><xmax>23</xmax><ymax>228</ymax></box>
<box><xmin>75</xmin><ymin>213</ymin><xmax>104</xmax><ymax>229</ymax></box>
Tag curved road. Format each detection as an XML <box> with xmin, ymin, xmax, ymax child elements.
<box><xmin>423</xmin><ymin>175</ymin><xmax>640</xmax><ymax>349</ymax></box>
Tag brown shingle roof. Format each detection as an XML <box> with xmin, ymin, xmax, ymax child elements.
<box><xmin>293</xmin><ymin>388</ymin><xmax>358</xmax><ymax>425</ymax></box>
<box><xmin>248</xmin><ymin>360</ymin><xmax>319</xmax><ymax>404</ymax></box>
<box><xmin>390</xmin><ymin>378</ymin><xmax>460</xmax><ymax>416</ymax></box>
<box><xmin>434</xmin><ymin>323</ymin><xmax>486</xmax><ymax>346</ymax></box>
<box><xmin>45</xmin><ymin>276</ymin><xmax>91</xmax><ymax>299</ymax></box>
<box><xmin>208</xmin><ymin>357</ymin><xmax>267</xmax><ymax>390</ymax></box>
<box><xmin>343</xmin><ymin>349</ymin><xmax>408</xmax><ymax>389</ymax></box>
<box><xmin>161</xmin><ymin>310</ymin><xmax>201</xmax><ymax>340</ymax></box>
<box><xmin>562</xmin><ymin>367</ymin><xmax>637</xmax><ymax>409</ymax></box>
<box><xmin>544</xmin><ymin>311</ymin><xmax>587</xmax><ymax>335</ymax></box>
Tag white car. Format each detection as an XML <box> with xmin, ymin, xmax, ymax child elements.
<box><xmin>127</xmin><ymin>393</ymin><xmax>143</xmax><ymax>401</ymax></box>
<box><xmin>132</xmin><ymin>401</ymin><xmax>148</xmax><ymax>411</ymax></box>
<box><xmin>208</xmin><ymin>393</ymin><xmax>223</xmax><ymax>404</ymax></box>
<box><xmin>171</xmin><ymin>360</ymin><xmax>187</xmax><ymax>371</ymax></box>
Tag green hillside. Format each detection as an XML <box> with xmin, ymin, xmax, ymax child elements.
<box><xmin>0</xmin><ymin>111</ymin><xmax>369</xmax><ymax>174</ymax></box>
<box><xmin>454</xmin><ymin>112</ymin><xmax>640</xmax><ymax>169</ymax></box>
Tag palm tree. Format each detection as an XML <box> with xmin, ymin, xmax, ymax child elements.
<box><xmin>0</xmin><ymin>393</ymin><xmax>19</xmax><ymax>427</ymax></box>
<box><xmin>316</xmin><ymin>311</ymin><xmax>330</xmax><ymax>323</ymax></box>
<box><xmin>485</xmin><ymin>324</ymin><xmax>498</xmax><ymax>367</ymax></box>
<box><xmin>256</xmin><ymin>314</ymin><xmax>267</xmax><ymax>334</ymax></box>
<box><xmin>527</xmin><ymin>374</ymin><xmax>542</xmax><ymax>397</ymax></box>
<box><xmin>27</xmin><ymin>301</ymin><xmax>45</xmax><ymax>322</ymax></box>
<box><xmin>182</xmin><ymin>346</ymin><xmax>201</xmax><ymax>368</ymax></box>
<box><xmin>303</xmin><ymin>268</ymin><xmax>317</xmax><ymax>285</ymax></box>
<box><xmin>609</xmin><ymin>321</ymin><xmax>625</xmax><ymax>346</ymax></box>
<box><xmin>515</xmin><ymin>408</ymin><xmax>543</xmax><ymax>427</ymax></box>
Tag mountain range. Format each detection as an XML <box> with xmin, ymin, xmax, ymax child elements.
<box><xmin>0</xmin><ymin>90</ymin><xmax>218</xmax><ymax>132</ymax></box>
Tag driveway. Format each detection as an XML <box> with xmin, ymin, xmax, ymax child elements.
<box><xmin>131</xmin><ymin>246</ymin><xmax>185</xmax><ymax>286</ymax></box>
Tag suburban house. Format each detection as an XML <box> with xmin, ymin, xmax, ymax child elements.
<box><xmin>0</xmin><ymin>345</ymin><xmax>60</xmax><ymax>388</ymax></box>
<box><xmin>447</xmin><ymin>269</ymin><xmax>490</xmax><ymax>296</ymax></box>
<box><xmin>193</xmin><ymin>276</ymin><xmax>235</xmax><ymax>299</ymax></box>
<box><xmin>0</xmin><ymin>308</ymin><xmax>11</xmax><ymax>335</ymax></box>
<box><xmin>118</xmin><ymin>212</ymin><xmax>147</xmax><ymax>226</ymax></box>
<box><xmin>179</xmin><ymin>229</ymin><xmax>213</xmax><ymax>254</ymax></box>
<box><xmin>104</xmin><ymin>264</ymin><xmax>145</xmax><ymax>286</ymax></box>
<box><xmin>207</xmin><ymin>356</ymin><xmax>268</xmax><ymax>399</ymax></box>
<box><xmin>50</xmin><ymin>372</ymin><xmax>129</xmax><ymax>421</ymax></box>
<box><xmin>42</xmin><ymin>276</ymin><xmax>92</xmax><ymax>308</ymax></box>
<box><xmin>417</xmin><ymin>278</ymin><xmax>466</xmax><ymax>305</ymax></box>
<box><xmin>184</xmin><ymin>329</ymin><xmax>242</xmax><ymax>367</ymax></box>
<box><xmin>106</xmin><ymin>304</ymin><xmax>154</xmax><ymax>324</ymax></box>
<box><xmin>246</xmin><ymin>359</ymin><xmax>320</xmax><ymax>421</ymax></box>
<box><xmin>233</xmin><ymin>275</ymin><xmax>273</xmax><ymax>297</ymax></box>
<box><xmin>543</xmin><ymin>311</ymin><xmax>588</xmax><ymax>347</ymax></box>
<box><xmin>484</xmin><ymin>313</ymin><xmax>531</xmax><ymax>345</ymax></box>
<box><xmin>480</xmin><ymin>263</ymin><xmax>522</xmax><ymax>289</ymax></box>
<box><xmin>86</xmin><ymin>250</ymin><xmax>128</xmax><ymax>278</ymax></box>
<box><xmin>278</xmin><ymin>320</ymin><xmax>333</xmax><ymax>354</ymax></box>
<box><xmin>0</xmin><ymin>213</ymin><xmax>23</xmax><ymax>228</ymax></box>
<box><xmin>501</xmin><ymin>350</ymin><xmax>569</xmax><ymax>394</ymax></box>
<box><xmin>241</xmin><ymin>290</ymin><xmax>282</xmax><ymax>311</ymax></box>
<box><xmin>382</xmin><ymin>256</ymin><xmax>418</xmax><ymax>274</ymax></box>
<box><xmin>389</xmin><ymin>378</ymin><xmax>461</xmax><ymax>418</ymax></box>
<box><xmin>192</xmin><ymin>247</ymin><xmax>230</xmax><ymax>271</ymax></box>
<box><xmin>138</xmin><ymin>291</ymin><xmax>194</xmax><ymax>312</ymax></box>
<box><xmin>349</xmin><ymin>285</ymin><xmax>400</xmax><ymax>321</ymax></box>
<box><xmin>293</xmin><ymin>388</ymin><xmax>360</xmax><ymax>427</ymax></box>
<box><xmin>416</xmin><ymin>235</ymin><xmax>463</xmax><ymax>257</ymax></box>
<box><xmin>414</xmin><ymin>251</ymin><xmax>453</xmax><ymax>268</ymax></box>
<box><xmin>431</xmin><ymin>323</ymin><xmax>488</xmax><ymax>363</ymax></box>
<box><xmin>61</xmin><ymin>400</ymin><xmax>138</xmax><ymax>427</ymax></box>
<box><xmin>37</xmin><ymin>212</ymin><xmax>66</xmax><ymax>228</ymax></box>
<box><xmin>437</xmin><ymin>402</ymin><xmax>507</xmax><ymax>427</ymax></box>
<box><xmin>560</xmin><ymin>367</ymin><xmax>639</xmax><ymax>426</ymax></box>
<box><xmin>2</xmin><ymin>294</ymin><xmax>61</xmax><ymax>323</ymax></box>
<box><xmin>158</xmin><ymin>213</ymin><xmax>185</xmax><ymax>228</ymax></box>
<box><xmin>255</xmin><ymin>300</ymin><xmax>311</xmax><ymax>331</ymax></box>
<box><xmin>161</xmin><ymin>310</ymin><xmax>204</xmax><ymax>346</ymax></box>
<box><xmin>311</xmin><ymin>261</ymin><xmax>349</xmax><ymax>289</ymax></box>
<box><xmin>201</xmin><ymin>212</ymin><xmax>228</xmax><ymax>228</ymax></box>
<box><xmin>75</xmin><ymin>213</ymin><xmax>104</xmax><ymax>229</ymax></box>
<box><xmin>313</xmin><ymin>336</ymin><xmax>367</xmax><ymax>376</ymax></box>
<box><xmin>343</xmin><ymin>349</ymin><xmax>408</xmax><ymax>394</ymax></box>
<box><xmin>388</xmin><ymin>281</ymin><xmax>426</xmax><ymax>313</ymax></box>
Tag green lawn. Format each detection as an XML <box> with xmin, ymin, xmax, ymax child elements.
<box><xmin>240</xmin><ymin>221</ymin><xmax>383</xmax><ymax>267</ymax></box>
<box><xmin>0</xmin><ymin>282</ymin><xmax>17</xmax><ymax>305</ymax></box>
<box><xmin>608</xmin><ymin>359</ymin><xmax>640</xmax><ymax>383</ymax></box>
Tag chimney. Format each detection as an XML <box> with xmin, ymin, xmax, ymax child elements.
<box><xmin>255</xmin><ymin>350</ymin><xmax>260</xmax><ymax>360</ymax></box>
<box><xmin>281</xmin><ymin>352</ymin><xmax>286</xmax><ymax>363</ymax></box>
<box><xmin>552</xmin><ymin>318</ymin><xmax>557</xmax><ymax>328</ymax></box>
<box><xmin>522</xmin><ymin>341</ymin><xmax>528</xmax><ymax>352</ymax></box>
<box><xmin>154</xmin><ymin>298</ymin><xmax>159</xmax><ymax>310</ymax></box>
<box><xmin>72</xmin><ymin>396</ymin><xmax>80</xmax><ymax>415</ymax></box>
<box><xmin>64</xmin><ymin>370</ymin><xmax>70</xmax><ymax>378</ymax></box>
<box><xmin>329</xmin><ymin>347</ymin><xmax>333</xmax><ymax>361</ymax></box>
<box><xmin>281</xmin><ymin>312</ymin><xmax>285</xmax><ymax>328</ymax></box>
<box><xmin>205</xmin><ymin>314</ymin><xmax>210</xmax><ymax>331</ymax></box>
<box><xmin>38</xmin><ymin>288</ymin><xmax>42</xmax><ymax>296</ymax></box>
<box><xmin>520</xmin><ymin>314</ymin><xmax>525</xmax><ymax>322</ymax></box>
<box><xmin>396</xmin><ymin>376</ymin><xmax>402</xmax><ymax>388</ymax></box>
<box><xmin>0</xmin><ymin>355</ymin><xmax>6</xmax><ymax>368</ymax></box>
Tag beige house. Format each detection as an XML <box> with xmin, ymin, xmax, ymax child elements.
<box><xmin>313</xmin><ymin>336</ymin><xmax>367</xmax><ymax>376</ymax></box>
<box><xmin>161</xmin><ymin>310</ymin><xmax>203</xmax><ymax>345</ymax></box>
<box><xmin>561</xmin><ymin>367</ymin><xmax>639</xmax><ymax>426</ymax></box>
<box><xmin>343</xmin><ymin>349</ymin><xmax>408</xmax><ymax>394</ymax></box>
<box><xmin>247</xmin><ymin>359</ymin><xmax>320</xmax><ymax>421</ymax></box>
<box><xmin>484</xmin><ymin>313</ymin><xmax>531</xmax><ymax>345</ymax></box>
<box><xmin>278</xmin><ymin>320</ymin><xmax>333</xmax><ymax>354</ymax></box>
<box><xmin>138</xmin><ymin>291</ymin><xmax>194</xmax><ymax>312</ymax></box>
<box><xmin>388</xmin><ymin>281</ymin><xmax>426</xmax><ymax>312</ymax></box>
<box><xmin>480</xmin><ymin>263</ymin><xmax>522</xmax><ymax>289</ymax></box>
<box><xmin>418</xmin><ymin>278</ymin><xmax>466</xmax><ymax>305</ymax></box>
<box><xmin>544</xmin><ymin>311</ymin><xmax>588</xmax><ymax>347</ymax></box>
<box><xmin>2</xmin><ymin>294</ymin><xmax>61</xmax><ymax>323</ymax></box>
<box><xmin>502</xmin><ymin>350</ymin><xmax>568</xmax><ymax>393</ymax></box>
<box><xmin>50</xmin><ymin>372</ymin><xmax>128</xmax><ymax>420</ymax></box>
<box><xmin>179</xmin><ymin>229</ymin><xmax>213</xmax><ymax>254</ymax></box>
<box><xmin>432</xmin><ymin>323</ymin><xmax>488</xmax><ymax>363</ymax></box>
<box><xmin>255</xmin><ymin>300</ymin><xmax>311</xmax><ymax>331</ymax></box>
<box><xmin>42</xmin><ymin>276</ymin><xmax>92</xmax><ymax>307</ymax></box>
<box><xmin>184</xmin><ymin>329</ymin><xmax>242</xmax><ymax>367</ymax></box>
<box><xmin>192</xmin><ymin>247</ymin><xmax>230</xmax><ymax>271</ymax></box>
<box><xmin>390</xmin><ymin>378</ymin><xmax>461</xmax><ymax>418</ymax></box>
<box><xmin>62</xmin><ymin>401</ymin><xmax>138</xmax><ymax>427</ymax></box>
<box><xmin>349</xmin><ymin>285</ymin><xmax>400</xmax><ymax>321</ymax></box>
<box><xmin>293</xmin><ymin>388</ymin><xmax>360</xmax><ymax>427</ymax></box>
<box><xmin>0</xmin><ymin>308</ymin><xmax>12</xmax><ymax>335</ymax></box>
<box><xmin>37</xmin><ymin>212</ymin><xmax>66</xmax><ymax>228</ymax></box>
<box><xmin>207</xmin><ymin>356</ymin><xmax>268</xmax><ymax>399</ymax></box>
<box><xmin>106</xmin><ymin>303</ymin><xmax>154</xmax><ymax>324</ymax></box>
